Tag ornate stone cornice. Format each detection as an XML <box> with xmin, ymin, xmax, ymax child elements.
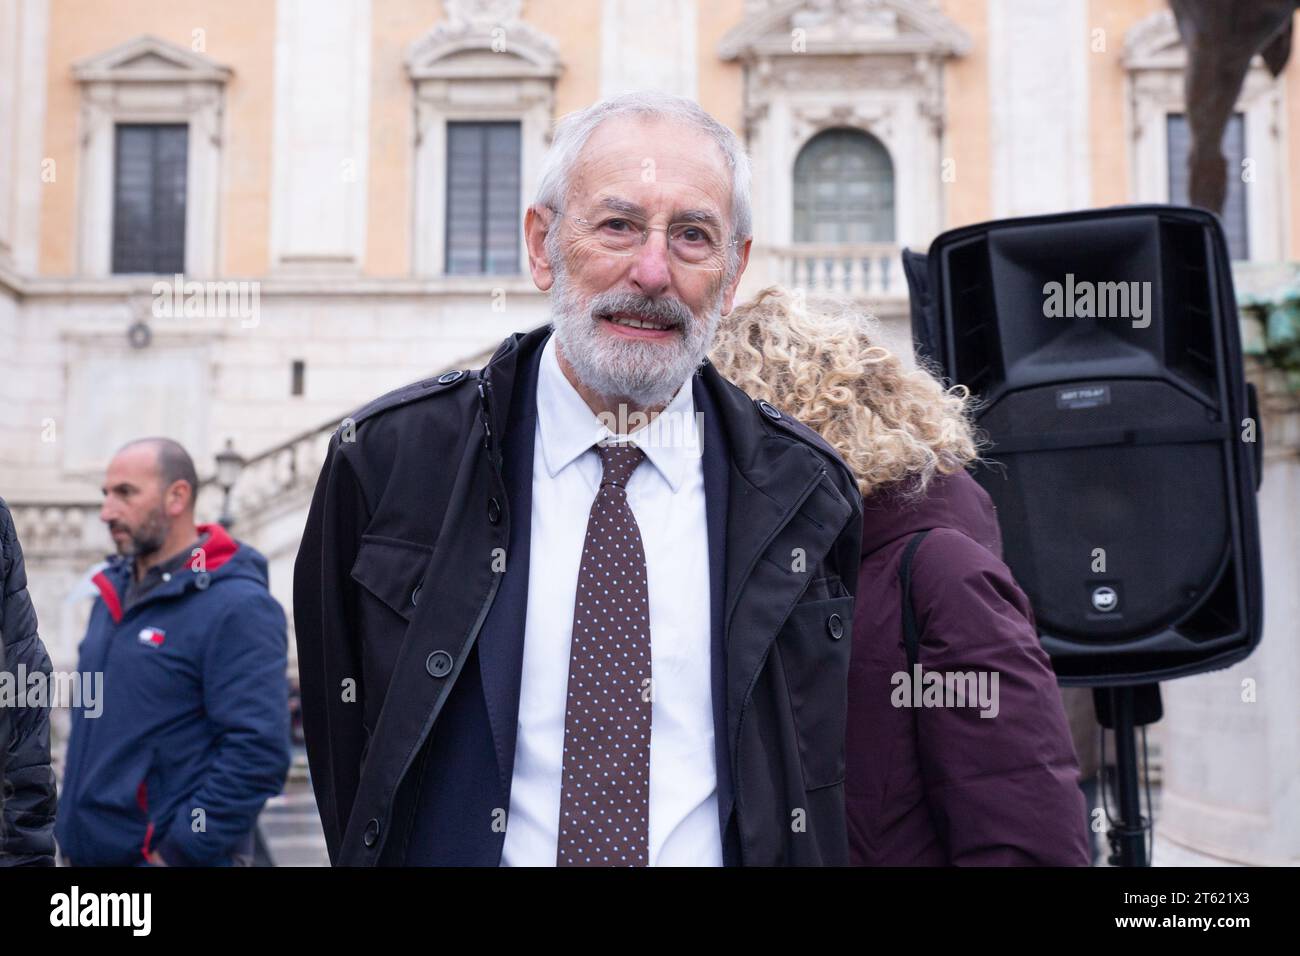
<box><xmin>408</xmin><ymin>0</ymin><xmax>561</xmax><ymax>81</ymax></box>
<box><xmin>72</xmin><ymin>34</ymin><xmax>232</xmax><ymax>85</ymax></box>
<box><xmin>719</xmin><ymin>0</ymin><xmax>970</xmax><ymax>61</ymax></box>
<box><xmin>1122</xmin><ymin>7</ymin><xmax>1275</xmax><ymax>74</ymax></box>
<box><xmin>791</xmin><ymin>99</ymin><xmax>896</xmax><ymax>141</ymax></box>
<box><xmin>1121</xmin><ymin>10</ymin><xmax>1186</xmax><ymax>71</ymax></box>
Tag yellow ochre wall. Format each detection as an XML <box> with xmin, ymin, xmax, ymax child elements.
<box><xmin>40</xmin><ymin>0</ymin><xmax>276</xmax><ymax>276</ymax></box>
<box><xmin>33</xmin><ymin>1</ymin><xmax>1300</xmax><ymax>276</ymax></box>
<box><xmin>941</xmin><ymin>0</ymin><xmax>992</xmax><ymax>229</ymax></box>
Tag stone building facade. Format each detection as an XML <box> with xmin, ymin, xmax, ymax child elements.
<box><xmin>1</xmin><ymin>0</ymin><xmax>1296</xmax><ymax>862</ymax></box>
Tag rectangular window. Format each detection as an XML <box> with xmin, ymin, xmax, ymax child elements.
<box><xmin>112</xmin><ymin>124</ymin><xmax>188</xmax><ymax>275</ymax></box>
<box><xmin>1167</xmin><ymin>113</ymin><xmax>1248</xmax><ymax>260</ymax></box>
<box><xmin>445</xmin><ymin>121</ymin><xmax>521</xmax><ymax>275</ymax></box>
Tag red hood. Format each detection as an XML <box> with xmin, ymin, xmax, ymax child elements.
<box><xmin>190</xmin><ymin>522</ymin><xmax>238</xmax><ymax>572</ymax></box>
<box><xmin>859</xmin><ymin>469</ymin><xmax>1003</xmax><ymax>558</ymax></box>
<box><xmin>92</xmin><ymin>522</ymin><xmax>243</xmax><ymax>623</ymax></box>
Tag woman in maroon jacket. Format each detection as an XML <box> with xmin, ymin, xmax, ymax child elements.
<box><xmin>712</xmin><ymin>286</ymin><xmax>1090</xmax><ymax>865</ymax></box>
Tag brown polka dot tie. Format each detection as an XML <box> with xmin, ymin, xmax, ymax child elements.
<box><xmin>556</xmin><ymin>441</ymin><xmax>652</xmax><ymax>866</ymax></box>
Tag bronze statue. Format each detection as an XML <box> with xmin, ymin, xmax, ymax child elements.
<box><xmin>1169</xmin><ymin>0</ymin><xmax>1295</xmax><ymax>213</ymax></box>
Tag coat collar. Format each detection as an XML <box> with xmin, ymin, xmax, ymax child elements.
<box><xmin>480</xmin><ymin>324</ymin><xmax>843</xmax><ymax>521</ymax></box>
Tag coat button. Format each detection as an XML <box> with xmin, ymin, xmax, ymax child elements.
<box><xmin>363</xmin><ymin>818</ymin><xmax>381</xmax><ymax>847</ymax></box>
<box><xmin>487</xmin><ymin>497</ymin><xmax>502</xmax><ymax>525</ymax></box>
<box><xmin>426</xmin><ymin>650</ymin><xmax>454</xmax><ymax>678</ymax></box>
<box><xmin>757</xmin><ymin>399</ymin><xmax>782</xmax><ymax>420</ymax></box>
<box><xmin>827</xmin><ymin>613</ymin><xmax>844</xmax><ymax>640</ymax></box>
<box><xmin>410</xmin><ymin>584</ymin><xmax>421</xmax><ymax>606</ymax></box>
<box><xmin>437</xmin><ymin>369</ymin><xmax>463</xmax><ymax>384</ymax></box>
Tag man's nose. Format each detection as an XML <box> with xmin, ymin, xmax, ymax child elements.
<box><xmin>100</xmin><ymin>500</ymin><xmax>116</xmax><ymax>524</ymax></box>
<box><xmin>627</xmin><ymin>231</ymin><xmax>672</xmax><ymax>298</ymax></box>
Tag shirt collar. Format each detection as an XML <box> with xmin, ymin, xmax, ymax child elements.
<box><xmin>536</xmin><ymin>332</ymin><xmax>700</xmax><ymax>493</ymax></box>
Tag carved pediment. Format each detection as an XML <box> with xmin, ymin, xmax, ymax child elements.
<box><xmin>408</xmin><ymin>1</ymin><xmax>561</xmax><ymax>81</ymax></box>
<box><xmin>719</xmin><ymin>0</ymin><xmax>970</xmax><ymax>60</ymax></box>
<box><xmin>73</xmin><ymin>34</ymin><xmax>231</xmax><ymax>84</ymax></box>
<box><xmin>1122</xmin><ymin>10</ymin><xmax>1187</xmax><ymax>71</ymax></box>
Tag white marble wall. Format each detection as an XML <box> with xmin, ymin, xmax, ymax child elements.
<box><xmin>600</xmin><ymin>0</ymin><xmax>698</xmax><ymax>98</ymax></box>
<box><xmin>0</xmin><ymin>281</ymin><xmax>25</xmax><ymax>478</ymax></box>
<box><xmin>0</xmin><ymin>0</ymin><xmax>48</xmax><ymax>274</ymax></box>
<box><xmin>988</xmin><ymin>0</ymin><xmax>1091</xmax><ymax>217</ymax></box>
<box><xmin>269</xmin><ymin>0</ymin><xmax>373</xmax><ymax>273</ymax></box>
<box><xmin>1</xmin><ymin>281</ymin><xmax>551</xmax><ymax>503</ymax></box>
<box><xmin>1159</xmin><ymin>375</ymin><xmax>1300</xmax><ymax>865</ymax></box>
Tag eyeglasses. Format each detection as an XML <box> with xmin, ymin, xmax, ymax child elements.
<box><xmin>549</xmin><ymin>207</ymin><xmax>739</xmax><ymax>272</ymax></box>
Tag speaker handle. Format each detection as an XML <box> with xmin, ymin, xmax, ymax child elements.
<box><xmin>1246</xmin><ymin>382</ymin><xmax>1263</xmax><ymax>492</ymax></box>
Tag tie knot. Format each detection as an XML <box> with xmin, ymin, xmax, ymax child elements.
<box><xmin>596</xmin><ymin>442</ymin><xmax>646</xmax><ymax>489</ymax></box>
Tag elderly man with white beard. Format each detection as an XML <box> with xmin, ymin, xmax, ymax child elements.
<box><xmin>294</xmin><ymin>90</ymin><xmax>863</xmax><ymax>867</ymax></box>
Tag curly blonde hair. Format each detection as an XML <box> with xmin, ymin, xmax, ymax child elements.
<box><xmin>710</xmin><ymin>285</ymin><xmax>986</xmax><ymax>499</ymax></box>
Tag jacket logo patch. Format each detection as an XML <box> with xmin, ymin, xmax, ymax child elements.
<box><xmin>137</xmin><ymin>627</ymin><xmax>166</xmax><ymax>647</ymax></box>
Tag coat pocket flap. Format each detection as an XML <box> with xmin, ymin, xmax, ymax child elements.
<box><xmin>350</xmin><ymin>535</ymin><xmax>434</xmax><ymax>622</ymax></box>
<box><xmin>779</xmin><ymin>594</ymin><xmax>855</xmax><ymax>790</ymax></box>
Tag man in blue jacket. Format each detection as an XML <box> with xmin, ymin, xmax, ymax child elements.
<box><xmin>56</xmin><ymin>438</ymin><xmax>290</xmax><ymax>866</ymax></box>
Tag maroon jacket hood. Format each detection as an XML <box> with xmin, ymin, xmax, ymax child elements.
<box><xmin>859</xmin><ymin>469</ymin><xmax>1004</xmax><ymax>560</ymax></box>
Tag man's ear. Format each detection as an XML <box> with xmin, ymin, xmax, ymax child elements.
<box><xmin>720</xmin><ymin>237</ymin><xmax>753</xmax><ymax>315</ymax></box>
<box><xmin>164</xmin><ymin>480</ymin><xmax>191</xmax><ymax>518</ymax></box>
<box><xmin>524</xmin><ymin>204</ymin><xmax>556</xmax><ymax>292</ymax></box>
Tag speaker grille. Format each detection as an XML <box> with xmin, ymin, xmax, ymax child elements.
<box><xmin>976</xmin><ymin>380</ymin><xmax>1231</xmax><ymax>643</ymax></box>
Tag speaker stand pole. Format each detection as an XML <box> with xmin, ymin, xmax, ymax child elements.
<box><xmin>1094</xmin><ymin>683</ymin><xmax>1161</xmax><ymax>867</ymax></box>
<box><xmin>1108</xmin><ymin>686</ymin><xmax>1146</xmax><ymax>866</ymax></box>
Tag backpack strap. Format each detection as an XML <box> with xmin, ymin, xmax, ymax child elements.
<box><xmin>897</xmin><ymin>527</ymin><xmax>952</xmax><ymax>862</ymax></box>
<box><xmin>898</xmin><ymin>529</ymin><xmax>933</xmax><ymax>671</ymax></box>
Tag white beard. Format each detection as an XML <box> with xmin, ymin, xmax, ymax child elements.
<box><xmin>548</xmin><ymin>261</ymin><xmax>724</xmax><ymax>409</ymax></box>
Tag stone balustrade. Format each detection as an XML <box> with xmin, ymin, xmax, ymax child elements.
<box><xmin>765</xmin><ymin>243</ymin><xmax>905</xmax><ymax>297</ymax></box>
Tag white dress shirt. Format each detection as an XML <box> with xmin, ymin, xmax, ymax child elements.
<box><xmin>500</xmin><ymin>333</ymin><xmax>722</xmax><ymax>866</ymax></box>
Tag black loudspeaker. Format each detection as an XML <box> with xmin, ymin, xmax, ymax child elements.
<box><xmin>904</xmin><ymin>205</ymin><xmax>1263</xmax><ymax>686</ymax></box>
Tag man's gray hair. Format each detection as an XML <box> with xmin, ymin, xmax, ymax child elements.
<box><xmin>534</xmin><ymin>90</ymin><xmax>752</xmax><ymax>274</ymax></box>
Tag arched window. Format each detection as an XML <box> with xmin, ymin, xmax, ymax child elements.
<box><xmin>793</xmin><ymin>128</ymin><xmax>895</xmax><ymax>243</ymax></box>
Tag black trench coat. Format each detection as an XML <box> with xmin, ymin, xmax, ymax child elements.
<box><xmin>293</xmin><ymin>325</ymin><xmax>862</xmax><ymax>865</ymax></box>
